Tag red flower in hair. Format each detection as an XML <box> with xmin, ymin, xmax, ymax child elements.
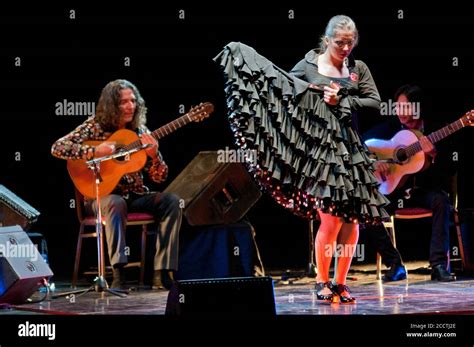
<box><xmin>350</xmin><ymin>73</ymin><xmax>359</xmax><ymax>81</ymax></box>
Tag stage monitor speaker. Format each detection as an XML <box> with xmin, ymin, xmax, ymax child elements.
<box><xmin>165</xmin><ymin>276</ymin><xmax>276</xmax><ymax>317</ymax></box>
<box><xmin>0</xmin><ymin>225</ymin><xmax>53</xmax><ymax>305</ymax></box>
<box><xmin>0</xmin><ymin>185</ymin><xmax>40</xmax><ymax>230</ymax></box>
<box><xmin>164</xmin><ymin>151</ymin><xmax>262</xmax><ymax>225</ymax></box>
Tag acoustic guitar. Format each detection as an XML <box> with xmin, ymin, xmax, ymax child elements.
<box><xmin>365</xmin><ymin>110</ymin><xmax>473</xmax><ymax>195</ymax></box>
<box><xmin>68</xmin><ymin>102</ymin><xmax>214</xmax><ymax>199</ymax></box>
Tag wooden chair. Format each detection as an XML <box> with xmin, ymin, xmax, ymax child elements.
<box><xmin>72</xmin><ymin>189</ymin><xmax>155</xmax><ymax>288</ymax></box>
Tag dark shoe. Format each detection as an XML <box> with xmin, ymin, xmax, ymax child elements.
<box><xmin>152</xmin><ymin>270</ymin><xmax>174</xmax><ymax>290</ymax></box>
<box><xmin>382</xmin><ymin>264</ymin><xmax>407</xmax><ymax>282</ymax></box>
<box><xmin>331</xmin><ymin>284</ymin><xmax>356</xmax><ymax>304</ymax></box>
<box><xmin>315</xmin><ymin>282</ymin><xmax>334</xmax><ymax>302</ymax></box>
<box><xmin>431</xmin><ymin>264</ymin><xmax>456</xmax><ymax>282</ymax></box>
<box><xmin>111</xmin><ymin>266</ymin><xmax>126</xmax><ymax>289</ymax></box>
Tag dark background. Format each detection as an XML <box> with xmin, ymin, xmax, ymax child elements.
<box><xmin>0</xmin><ymin>3</ymin><xmax>473</xmax><ymax>278</ymax></box>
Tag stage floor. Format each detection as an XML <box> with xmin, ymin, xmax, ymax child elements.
<box><xmin>2</xmin><ymin>261</ymin><xmax>473</xmax><ymax>316</ymax></box>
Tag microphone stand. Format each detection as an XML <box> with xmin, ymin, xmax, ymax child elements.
<box><xmin>307</xmin><ymin>220</ymin><xmax>317</xmax><ymax>277</ymax></box>
<box><xmin>53</xmin><ymin>144</ymin><xmax>153</xmax><ymax>299</ymax></box>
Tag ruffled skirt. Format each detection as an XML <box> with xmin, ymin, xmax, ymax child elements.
<box><xmin>215</xmin><ymin>42</ymin><xmax>390</xmax><ymax>224</ymax></box>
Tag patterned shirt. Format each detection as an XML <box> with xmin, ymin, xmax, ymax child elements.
<box><xmin>51</xmin><ymin>116</ymin><xmax>168</xmax><ymax>195</ymax></box>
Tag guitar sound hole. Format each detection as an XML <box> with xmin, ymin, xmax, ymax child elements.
<box><xmin>114</xmin><ymin>146</ymin><xmax>128</xmax><ymax>162</ymax></box>
<box><xmin>395</xmin><ymin>148</ymin><xmax>408</xmax><ymax>162</ymax></box>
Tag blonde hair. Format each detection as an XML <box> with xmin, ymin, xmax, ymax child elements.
<box><xmin>318</xmin><ymin>15</ymin><xmax>359</xmax><ymax>53</ymax></box>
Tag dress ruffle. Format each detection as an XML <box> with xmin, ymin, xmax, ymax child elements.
<box><xmin>214</xmin><ymin>42</ymin><xmax>390</xmax><ymax>224</ymax></box>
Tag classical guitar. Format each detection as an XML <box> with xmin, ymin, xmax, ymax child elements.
<box><xmin>365</xmin><ymin>110</ymin><xmax>474</xmax><ymax>195</ymax></box>
<box><xmin>68</xmin><ymin>102</ymin><xmax>214</xmax><ymax>199</ymax></box>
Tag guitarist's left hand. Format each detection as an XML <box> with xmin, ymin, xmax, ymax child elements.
<box><xmin>419</xmin><ymin>136</ymin><xmax>437</xmax><ymax>158</ymax></box>
<box><xmin>140</xmin><ymin>132</ymin><xmax>159</xmax><ymax>160</ymax></box>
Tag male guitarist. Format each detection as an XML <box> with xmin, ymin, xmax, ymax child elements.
<box><xmin>363</xmin><ymin>84</ymin><xmax>456</xmax><ymax>282</ymax></box>
<box><xmin>52</xmin><ymin>79</ymin><xmax>182</xmax><ymax>290</ymax></box>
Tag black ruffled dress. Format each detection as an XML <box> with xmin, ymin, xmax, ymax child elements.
<box><xmin>214</xmin><ymin>42</ymin><xmax>389</xmax><ymax>224</ymax></box>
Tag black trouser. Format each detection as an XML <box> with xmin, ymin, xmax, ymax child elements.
<box><xmin>407</xmin><ymin>188</ymin><xmax>451</xmax><ymax>267</ymax></box>
<box><xmin>365</xmin><ymin>223</ymin><xmax>403</xmax><ymax>268</ymax></box>
<box><xmin>367</xmin><ymin>187</ymin><xmax>450</xmax><ymax>268</ymax></box>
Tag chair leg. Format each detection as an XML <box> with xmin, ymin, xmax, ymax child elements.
<box><xmin>140</xmin><ymin>224</ymin><xmax>147</xmax><ymax>286</ymax></box>
<box><xmin>72</xmin><ymin>224</ymin><xmax>85</xmax><ymax>289</ymax></box>
<box><xmin>454</xmin><ymin>210</ymin><xmax>467</xmax><ymax>272</ymax></box>
<box><xmin>389</xmin><ymin>215</ymin><xmax>396</xmax><ymax>247</ymax></box>
<box><xmin>376</xmin><ymin>253</ymin><xmax>382</xmax><ymax>280</ymax></box>
<box><xmin>378</xmin><ymin>217</ymin><xmax>397</xmax><ymax>280</ymax></box>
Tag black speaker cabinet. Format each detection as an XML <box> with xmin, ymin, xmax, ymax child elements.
<box><xmin>0</xmin><ymin>225</ymin><xmax>53</xmax><ymax>304</ymax></box>
<box><xmin>165</xmin><ymin>276</ymin><xmax>276</xmax><ymax>317</ymax></box>
<box><xmin>0</xmin><ymin>185</ymin><xmax>40</xmax><ymax>230</ymax></box>
<box><xmin>164</xmin><ymin>151</ymin><xmax>262</xmax><ymax>225</ymax></box>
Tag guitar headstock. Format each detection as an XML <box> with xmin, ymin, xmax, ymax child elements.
<box><xmin>462</xmin><ymin>110</ymin><xmax>474</xmax><ymax>127</ymax></box>
<box><xmin>188</xmin><ymin>102</ymin><xmax>214</xmax><ymax>122</ymax></box>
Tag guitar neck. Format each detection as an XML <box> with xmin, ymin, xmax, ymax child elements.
<box><xmin>151</xmin><ymin>113</ymin><xmax>195</xmax><ymax>140</ymax></box>
<box><xmin>405</xmin><ymin>118</ymin><xmax>465</xmax><ymax>157</ymax></box>
<box><xmin>123</xmin><ymin>113</ymin><xmax>194</xmax><ymax>151</ymax></box>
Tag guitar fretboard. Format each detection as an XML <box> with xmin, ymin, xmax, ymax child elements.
<box><xmin>121</xmin><ymin>113</ymin><xmax>195</xmax><ymax>152</ymax></box>
<box><xmin>405</xmin><ymin>119</ymin><xmax>465</xmax><ymax>158</ymax></box>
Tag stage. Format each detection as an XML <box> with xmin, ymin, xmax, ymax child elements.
<box><xmin>2</xmin><ymin>261</ymin><xmax>473</xmax><ymax>316</ymax></box>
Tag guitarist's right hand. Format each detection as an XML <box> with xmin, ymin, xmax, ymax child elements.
<box><xmin>373</xmin><ymin>161</ymin><xmax>391</xmax><ymax>181</ymax></box>
<box><xmin>94</xmin><ymin>141</ymin><xmax>116</xmax><ymax>158</ymax></box>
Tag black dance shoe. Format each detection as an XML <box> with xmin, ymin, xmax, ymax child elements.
<box><xmin>382</xmin><ymin>263</ymin><xmax>407</xmax><ymax>282</ymax></box>
<box><xmin>431</xmin><ymin>264</ymin><xmax>456</xmax><ymax>282</ymax></box>
<box><xmin>331</xmin><ymin>283</ymin><xmax>356</xmax><ymax>304</ymax></box>
<box><xmin>315</xmin><ymin>281</ymin><xmax>334</xmax><ymax>302</ymax></box>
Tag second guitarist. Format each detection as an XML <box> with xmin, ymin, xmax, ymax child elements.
<box><xmin>362</xmin><ymin>84</ymin><xmax>456</xmax><ymax>282</ymax></box>
<box><xmin>52</xmin><ymin>79</ymin><xmax>181</xmax><ymax>290</ymax></box>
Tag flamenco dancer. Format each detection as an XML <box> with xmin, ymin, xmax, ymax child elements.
<box><xmin>215</xmin><ymin>15</ymin><xmax>389</xmax><ymax>303</ymax></box>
